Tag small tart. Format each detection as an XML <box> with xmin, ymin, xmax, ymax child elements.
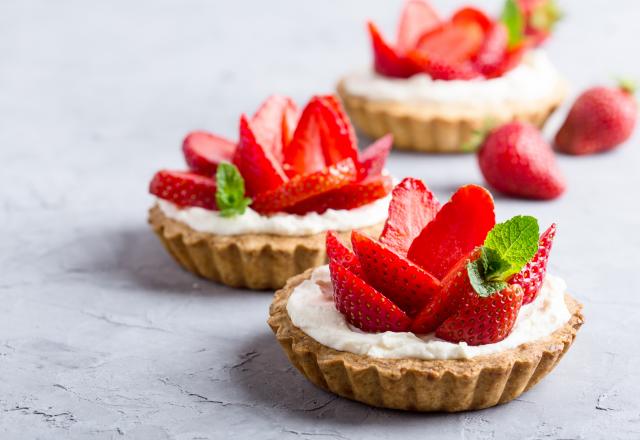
<box><xmin>149</xmin><ymin>205</ymin><xmax>383</xmax><ymax>290</ymax></box>
<box><xmin>268</xmin><ymin>269</ymin><xmax>584</xmax><ymax>412</ymax></box>
<box><xmin>337</xmin><ymin>78</ymin><xmax>567</xmax><ymax>153</ymax></box>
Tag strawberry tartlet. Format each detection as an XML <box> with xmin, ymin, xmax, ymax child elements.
<box><xmin>269</xmin><ymin>178</ymin><xmax>583</xmax><ymax>411</ymax></box>
<box><xmin>149</xmin><ymin>95</ymin><xmax>394</xmax><ymax>290</ymax></box>
<box><xmin>337</xmin><ymin>0</ymin><xmax>567</xmax><ymax>153</ymax></box>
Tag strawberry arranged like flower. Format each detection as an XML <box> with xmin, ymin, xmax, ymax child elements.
<box><xmin>368</xmin><ymin>0</ymin><xmax>559</xmax><ymax>80</ymax></box>
<box><xmin>149</xmin><ymin>95</ymin><xmax>393</xmax><ymax>216</ymax></box>
<box><xmin>327</xmin><ymin>178</ymin><xmax>557</xmax><ymax>345</ymax></box>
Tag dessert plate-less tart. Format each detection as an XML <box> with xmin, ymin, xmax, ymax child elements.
<box><xmin>269</xmin><ymin>178</ymin><xmax>583</xmax><ymax>411</ymax></box>
<box><xmin>149</xmin><ymin>95</ymin><xmax>394</xmax><ymax>289</ymax></box>
<box><xmin>338</xmin><ymin>0</ymin><xmax>567</xmax><ymax>153</ymax></box>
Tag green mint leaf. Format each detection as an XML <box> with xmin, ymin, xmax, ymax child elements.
<box><xmin>501</xmin><ymin>0</ymin><xmax>524</xmax><ymax>48</ymax></box>
<box><xmin>484</xmin><ymin>215</ymin><xmax>539</xmax><ymax>278</ymax></box>
<box><xmin>480</xmin><ymin>247</ymin><xmax>512</xmax><ymax>281</ymax></box>
<box><xmin>215</xmin><ymin>162</ymin><xmax>252</xmax><ymax>218</ymax></box>
<box><xmin>467</xmin><ymin>260</ymin><xmax>508</xmax><ymax>298</ymax></box>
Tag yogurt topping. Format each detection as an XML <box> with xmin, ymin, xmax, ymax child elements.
<box><xmin>157</xmin><ymin>195</ymin><xmax>390</xmax><ymax>236</ymax></box>
<box><xmin>342</xmin><ymin>50</ymin><xmax>563</xmax><ymax>110</ymax></box>
<box><xmin>287</xmin><ymin>265</ymin><xmax>571</xmax><ymax>360</ymax></box>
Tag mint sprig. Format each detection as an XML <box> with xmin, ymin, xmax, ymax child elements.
<box><xmin>467</xmin><ymin>215</ymin><xmax>539</xmax><ymax>297</ymax></box>
<box><xmin>501</xmin><ymin>0</ymin><xmax>525</xmax><ymax>48</ymax></box>
<box><xmin>215</xmin><ymin>163</ymin><xmax>252</xmax><ymax>217</ymax></box>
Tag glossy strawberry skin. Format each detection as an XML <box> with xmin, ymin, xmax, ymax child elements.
<box><xmin>358</xmin><ymin>134</ymin><xmax>393</xmax><ymax>179</ymax></box>
<box><xmin>182</xmin><ymin>131</ymin><xmax>236</xmax><ymax>176</ymax></box>
<box><xmin>326</xmin><ymin>231</ymin><xmax>361</xmax><ymax>276</ymax></box>
<box><xmin>233</xmin><ymin>115</ymin><xmax>287</xmax><ymax>197</ymax></box>
<box><xmin>286</xmin><ymin>174</ymin><xmax>392</xmax><ymax>215</ymax></box>
<box><xmin>149</xmin><ymin>170</ymin><xmax>217</xmax><ymax>210</ymax></box>
<box><xmin>368</xmin><ymin>22</ymin><xmax>420</xmax><ymax>78</ymax></box>
<box><xmin>329</xmin><ymin>260</ymin><xmax>412</xmax><ymax>333</ymax></box>
<box><xmin>411</xmin><ymin>250</ymin><xmax>478</xmax><ymax>334</ymax></box>
<box><xmin>478</xmin><ymin>122</ymin><xmax>566</xmax><ymax>200</ymax></box>
<box><xmin>352</xmin><ymin>230</ymin><xmax>440</xmax><ymax>317</ymax></box>
<box><xmin>379</xmin><ymin>177</ymin><xmax>440</xmax><ymax>256</ymax></box>
<box><xmin>435</xmin><ymin>284</ymin><xmax>524</xmax><ymax>345</ymax></box>
<box><xmin>511</xmin><ymin>223</ymin><xmax>557</xmax><ymax>304</ymax></box>
<box><xmin>555</xmin><ymin>86</ymin><xmax>638</xmax><ymax>155</ymax></box>
<box><xmin>407</xmin><ymin>185</ymin><xmax>495</xmax><ymax>280</ymax></box>
<box><xmin>251</xmin><ymin>158</ymin><xmax>357</xmax><ymax>214</ymax></box>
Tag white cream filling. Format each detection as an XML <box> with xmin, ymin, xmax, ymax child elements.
<box><xmin>287</xmin><ymin>265</ymin><xmax>571</xmax><ymax>360</ymax></box>
<box><xmin>342</xmin><ymin>50</ymin><xmax>564</xmax><ymax>110</ymax></box>
<box><xmin>156</xmin><ymin>194</ymin><xmax>390</xmax><ymax>236</ymax></box>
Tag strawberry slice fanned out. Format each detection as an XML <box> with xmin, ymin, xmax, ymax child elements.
<box><xmin>396</xmin><ymin>0</ymin><xmax>441</xmax><ymax>53</ymax></box>
<box><xmin>326</xmin><ymin>231</ymin><xmax>362</xmax><ymax>276</ymax></box>
<box><xmin>182</xmin><ymin>131</ymin><xmax>236</xmax><ymax>176</ymax></box>
<box><xmin>251</xmin><ymin>95</ymin><xmax>299</xmax><ymax>163</ymax></box>
<box><xmin>368</xmin><ymin>22</ymin><xmax>421</xmax><ymax>79</ymax></box>
<box><xmin>150</xmin><ymin>170</ymin><xmax>217</xmax><ymax>210</ymax></box>
<box><xmin>251</xmin><ymin>158</ymin><xmax>357</xmax><ymax>214</ymax></box>
<box><xmin>408</xmin><ymin>185</ymin><xmax>495</xmax><ymax>280</ymax></box>
<box><xmin>352</xmin><ymin>230</ymin><xmax>440</xmax><ymax>317</ymax></box>
<box><xmin>329</xmin><ymin>260</ymin><xmax>412</xmax><ymax>333</ymax></box>
<box><xmin>233</xmin><ymin>115</ymin><xmax>288</xmax><ymax>198</ymax></box>
<box><xmin>379</xmin><ymin>177</ymin><xmax>440</xmax><ymax>257</ymax></box>
<box><xmin>510</xmin><ymin>223</ymin><xmax>557</xmax><ymax>304</ymax></box>
<box><xmin>358</xmin><ymin>134</ymin><xmax>393</xmax><ymax>179</ymax></box>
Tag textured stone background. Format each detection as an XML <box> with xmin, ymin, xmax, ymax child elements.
<box><xmin>1</xmin><ymin>0</ymin><xmax>639</xmax><ymax>438</ymax></box>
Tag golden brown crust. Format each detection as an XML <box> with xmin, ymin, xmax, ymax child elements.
<box><xmin>148</xmin><ymin>205</ymin><xmax>383</xmax><ymax>290</ymax></box>
<box><xmin>268</xmin><ymin>269</ymin><xmax>584</xmax><ymax>411</ymax></box>
<box><xmin>337</xmin><ymin>79</ymin><xmax>567</xmax><ymax>153</ymax></box>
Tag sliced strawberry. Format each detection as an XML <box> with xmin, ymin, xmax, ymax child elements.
<box><xmin>282</xmin><ymin>99</ymin><xmax>326</xmax><ymax>176</ymax></box>
<box><xmin>281</xmin><ymin>101</ymin><xmax>299</xmax><ymax>150</ymax></box>
<box><xmin>436</xmin><ymin>284</ymin><xmax>524</xmax><ymax>345</ymax></box>
<box><xmin>407</xmin><ymin>185</ymin><xmax>495</xmax><ymax>279</ymax></box>
<box><xmin>396</xmin><ymin>0</ymin><xmax>441</xmax><ymax>54</ymax></box>
<box><xmin>379</xmin><ymin>178</ymin><xmax>440</xmax><ymax>257</ymax></box>
<box><xmin>480</xmin><ymin>41</ymin><xmax>527</xmax><ymax>79</ymax></box>
<box><xmin>182</xmin><ymin>131</ymin><xmax>236</xmax><ymax>176</ymax></box>
<box><xmin>408</xmin><ymin>50</ymin><xmax>481</xmax><ymax>80</ymax></box>
<box><xmin>368</xmin><ymin>21</ymin><xmax>420</xmax><ymax>78</ymax></box>
<box><xmin>316</xmin><ymin>96</ymin><xmax>359</xmax><ymax>167</ymax></box>
<box><xmin>251</xmin><ymin>158</ymin><xmax>357</xmax><ymax>213</ymax></box>
<box><xmin>233</xmin><ymin>115</ymin><xmax>288</xmax><ymax>197</ymax></box>
<box><xmin>329</xmin><ymin>260</ymin><xmax>412</xmax><ymax>333</ymax></box>
<box><xmin>352</xmin><ymin>230</ymin><xmax>440</xmax><ymax>317</ymax></box>
<box><xmin>358</xmin><ymin>134</ymin><xmax>393</xmax><ymax>179</ymax></box>
<box><xmin>414</xmin><ymin>21</ymin><xmax>485</xmax><ymax>65</ymax></box>
<box><xmin>251</xmin><ymin>95</ymin><xmax>298</xmax><ymax>163</ymax></box>
<box><xmin>510</xmin><ymin>223</ymin><xmax>557</xmax><ymax>304</ymax></box>
<box><xmin>286</xmin><ymin>174</ymin><xmax>392</xmax><ymax>215</ymax></box>
<box><xmin>149</xmin><ymin>170</ymin><xmax>217</xmax><ymax>210</ymax></box>
<box><xmin>326</xmin><ymin>231</ymin><xmax>361</xmax><ymax>276</ymax></box>
<box><xmin>451</xmin><ymin>7</ymin><xmax>493</xmax><ymax>34</ymax></box>
<box><xmin>411</xmin><ymin>249</ymin><xmax>479</xmax><ymax>334</ymax></box>
<box><xmin>474</xmin><ymin>22</ymin><xmax>508</xmax><ymax>74</ymax></box>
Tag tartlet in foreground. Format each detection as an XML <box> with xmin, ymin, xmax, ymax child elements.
<box><xmin>338</xmin><ymin>0</ymin><xmax>567</xmax><ymax>153</ymax></box>
<box><xmin>149</xmin><ymin>95</ymin><xmax>394</xmax><ymax>289</ymax></box>
<box><xmin>268</xmin><ymin>179</ymin><xmax>584</xmax><ymax>411</ymax></box>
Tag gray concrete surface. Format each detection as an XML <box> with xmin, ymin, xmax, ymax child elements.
<box><xmin>1</xmin><ymin>0</ymin><xmax>639</xmax><ymax>438</ymax></box>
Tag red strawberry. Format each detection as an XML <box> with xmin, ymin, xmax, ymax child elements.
<box><xmin>411</xmin><ymin>250</ymin><xmax>479</xmax><ymax>334</ymax></box>
<box><xmin>358</xmin><ymin>134</ymin><xmax>393</xmax><ymax>179</ymax></box>
<box><xmin>436</xmin><ymin>284</ymin><xmax>524</xmax><ymax>345</ymax></box>
<box><xmin>510</xmin><ymin>223</ymin><xmax>556</xmax><ymax>304</ymax></box>
<box><xmin>286</xmin><ymin>174</ymin><xmax>392</xmax><ymax>215</ymax></box>
<box><xmin>251</xmin><ymin>158</ymin><xmax>357</xmax><ymax>213</ymax></box>
<box><xmin>352</xmin><ymin>230</ymin><xmax>440</xmax><ymax>317</ymax></box>
<box><xmin>480</xmin><ymin>43</ymin><xmax>526</xmax><ymax>79</ymax></box>
<box><xmin>316</xmin><ymin>96</ymin><xmax>359</xmax><ymax>167</ymax></box>
<box><xmin>368</xmin><ymin>22</ymin><xmax>420</xmax><ymax>79</ymax></box>
<box><xmin>396</xmin><ymin>0</ymin><xmax>441</xmax><ymax>54</ymax></box>
<box><xmin>149</xmin><ymin>170</ymin><xmax>217</xmax><ymax>210</ymax></box>
<box><xmin>233</xmin><ymin>115</ymin><xmax>287</xmax><ymax>197</ymax></box>
<box><xmin>251</xmin><ymin>95</ymin><xmax>299</xmax><ymax>163</ymax></box>
<box><xmin>407</xmin><ymin>185</ymin><xmax>495</xmax><ymax>279</ymax></box>
<box><xmin>379</xmin><ymin>177</ymin><xmax>440</xmax><ymax>256</ymax></box>
<box><xmin>408</xmin><ymin>51</ymin><xmax>480</xmax><ymax>80</ymax></box>
<box><xmin>555</xmin><ymin>84</ymin><xmax>638</xmax><ymax>155</ymax></box>
<box><xmin>329</xmin><ymin>260</ymin><xmax>412</xmax><ymax>333</ymax></box>
<box><xmin>451</xmin><ymin>6</ymin><xmax>493</xmax><ymax>34</ymax></box>
<box><xmin>414</xmin><ymin>21</ymin><xmax>485</xmax><ymax>66</ymax></box>
<box><xmin>281</xmin><ymin>101</ymin><xmax>299</xmax><ymax>150</ymax></box>
<box><xmin>326</xmin><ymin>231</ymin><xmax>361</xmax><ymax>276</ymax></box>
<box><xmin>182</xmin><ymin>131</ymin><xmax>236</xmax><ymax>176</ymax></box>
<box><xmin>517</xmin><ymin>0</ymin><xmax>561</xmax><ymax>47</ymax></box>
<box><xmin>473</xmin><ymin>22</ymin><xmax>508</xmax><ymax>75</ymax></box>
<box><xmin>478</xmin><ymin>122</ymin><xmax>566</xmax><ymax>200</ymax></box>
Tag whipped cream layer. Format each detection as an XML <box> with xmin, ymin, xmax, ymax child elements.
<box><xmin>287</xmin><ymin>265</ymin><xmax>571</xmax><ymax>360</ymax></box>
<box><xmin>157</xmin><ymin>195</ymin><xmax>390</xmax><ymax>236</ymax></box>
<box><xmin>342</xmin><ymin>50</ymin><xmax>564</xmax><ymax>111</ymax></box>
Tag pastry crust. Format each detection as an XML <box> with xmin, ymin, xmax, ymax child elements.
<box><xmin>148</xmin><ymin>205</ymin><xmax>383</xmax><ymax>290</ymax></box>
<box><xmin>337</xmin><ymin>78</ymin><xmax>567</xmax><ymax>153</ymax></box>
<box><xmin>268</xmin><ymin>269</ymin><xmax>584</xmax><ymax>411</ymax></box>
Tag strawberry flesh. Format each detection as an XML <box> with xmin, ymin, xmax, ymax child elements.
<box><xmin>251</xmin><ymin>95</ymin><xmax>299</xmax><ymax>163</ymax></box>
<box><xmin>451</xmin><ymin>6</ymin><xmax>493</xmax><ymax>33</ymax></box>
<box><xmin>149</xmin><ymin>170</ymin><xmax>217</xmax><ymax>210</ymax></box>
<box><xmin>326</xmin><ymin>231</ymin><xmax>362</xmax><ymax>276</ymax></box>
<box><xmin>182</xmin><ymin>131</ymin><xmax>236</xmax><ymax>176</ymax></box>
<box><xmin>396</xmin><ymin>0</ymin><xmax>441</xmax><ymax>53</ymax></box>
<box><xmin>414</xmin><ymin>21</ymin><xmax>484</xmax><ymax>66</ymax></box>
<box><xmin>358</xmin><ymin>134</ymin><xmax>393</xmax><ymax>179</ymax></box>
<box><xmin>368</xmin><ymin>22</ymin><xmax>420</xmax><ymax>78</ymax></box>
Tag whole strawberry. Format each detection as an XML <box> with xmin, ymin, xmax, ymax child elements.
<box><xmin>555</xmin><ymin>82</ymin><xmax>638</xmax><ymax>155</ymax></box>
<box><xmin>478</xmin><ymin>122</ymin><xmax>566</xmax><ymax>200</ymax></box>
